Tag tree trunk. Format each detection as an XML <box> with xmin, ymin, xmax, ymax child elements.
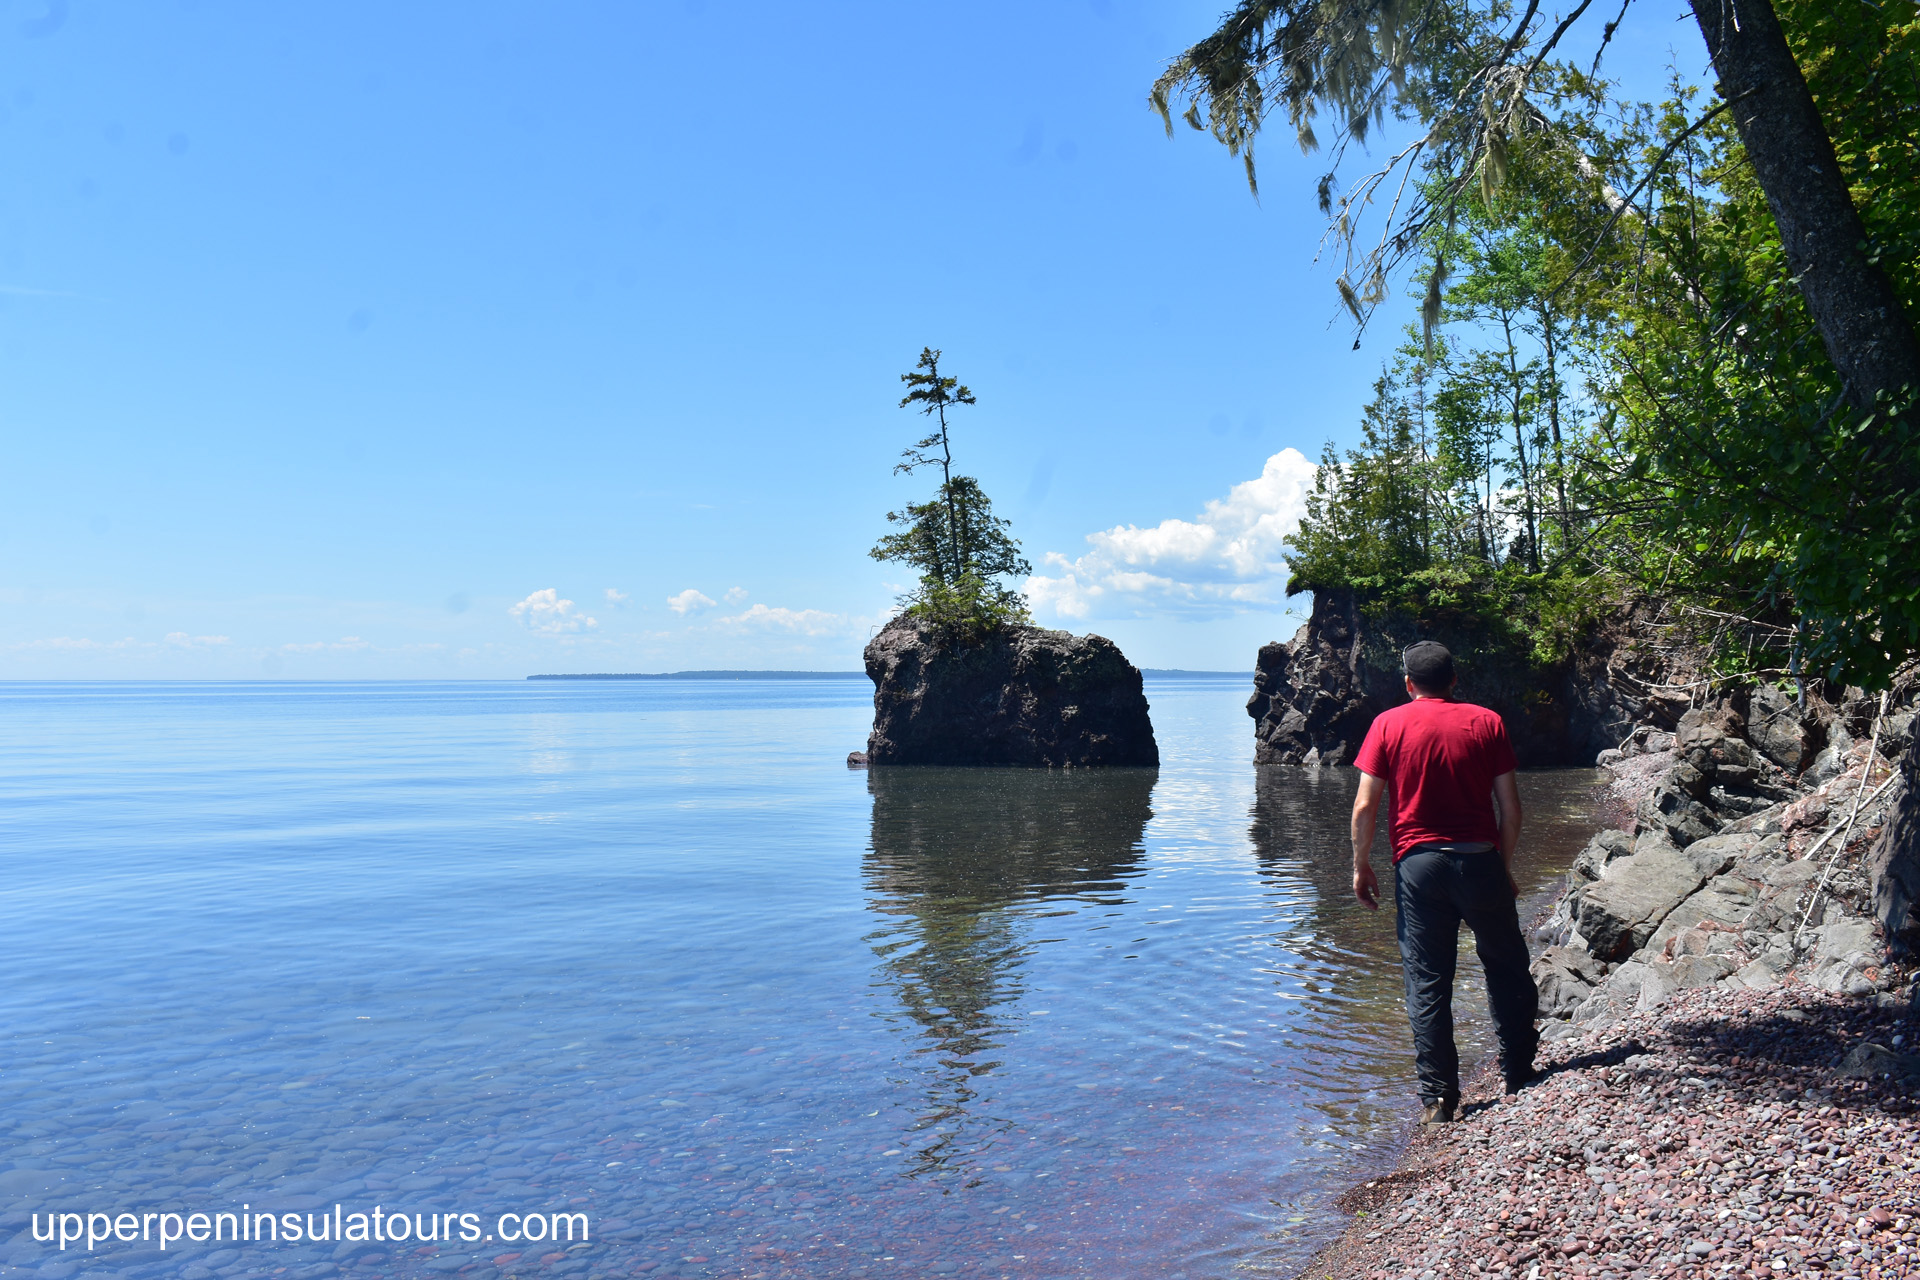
<box><xmin>1691</xmin><ymin>0</ymin><xmax>1920</xmax><ymax>424</ymax></box>
<box><xmin>1501</xmin><ymin>316</ymin><xmax>1540</xmax><ymax>571</ymax></box>
<box><xmin>1542</xmin><ymin>315</ymin><xmax>1571</xmax><ymax>553</ymax></box>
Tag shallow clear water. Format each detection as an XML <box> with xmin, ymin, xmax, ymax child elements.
<box><xmin>0</xmin><ymin>678</ymin><xmax>1600</xmax><ymax>1280</ymax></box>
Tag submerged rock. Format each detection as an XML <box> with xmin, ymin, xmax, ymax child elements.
<box><xmin>862</xmin><ymin>615</ymin><xmax>1158</xmax><ymax>767</ymax></box>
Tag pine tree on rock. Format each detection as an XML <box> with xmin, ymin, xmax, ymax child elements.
<box><xmin>870</xmin><ymin>349</ymin><xmax>1032</xmax><ymax>638</ymax></box>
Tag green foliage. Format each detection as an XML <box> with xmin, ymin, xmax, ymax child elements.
<box><xmin>1192</xmin><ymin>0</ymin><xmax>1920</xmax><ymax>688</ymax></box>
<box><xmin>1286</xmin><ymin>367</ymin><xmax>1446</xmax><ymax>594</ymax></box>
<box><xmin>1286</xmin><ymin>202</ymin><xmax>1615</xmax><ymax>667</ymax></box>
<box><xmin>1584</xmin><ymin>1</ymin><xmax>1920</xmax><ymax>686</ymax></box>
<box><xmin>897</xmin><ymin>347</ymin><xmax>977</xmax><ymax>437</ymax></box>
<box><xmin>905</xmin><ymin>571</ymin><xmax>1032</xmax><ymax>639</ymax></box>
<box><xmin>871</xmin><ymin>352</ymin><xmax>1032</xmax><ymax>639</ymax></box>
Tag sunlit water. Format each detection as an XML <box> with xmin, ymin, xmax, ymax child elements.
<box><xmin>0</xmin><ymin>678</ymin><xmax>1601</xmax><ymax>1280</ymax></box>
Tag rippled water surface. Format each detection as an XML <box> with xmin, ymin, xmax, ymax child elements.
<box><xmin>0</xmin><ymin>678</ymin><xmax>1601</xmax><ymax>1280</ymax></box>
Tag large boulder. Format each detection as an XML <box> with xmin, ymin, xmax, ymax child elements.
<box><xmin>1744</xmin><ymin>684</ymin><xmax>1822</xmax><ymax>773</ymax></box>
<box><xmin>1670</xmin><ymin>830</ymin><xmax>1756</xmax><ymax>879</ymax></box>
<box><xmin>1635</xmin><ymin>780</ymin><xmax>1721</xmax><ymax>847</ymax></box>
<box><xmin>1838</xmin><ymin>1042</ymin><xmax>1920</xmax><ymax>1084</ymax></box>
<box><xmin>863</xmin><ymin>615</ymin><xmax>1158</xmax><ymax>767</ymax></box>
<box><xmin>1575</xmin><ymin>831</ymin><xmax>1724</xmax><ymax>961</ymax></box>
<box><xmin>1807</xmin><ymin>918</ymin><xmax>1886</xmax><ymax>995</ymax></box>
<box><xmin>1644</xmin><ymin>873</ymin><xmax>1761</xmax><ymax>955</ymax></box>
<box><xmin>1531</xmin><ymin>945</ymin><xmax>1612</xmax><ymax>1019</ymax></box>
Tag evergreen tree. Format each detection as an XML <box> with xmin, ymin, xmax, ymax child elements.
<box><xmin>1154</xmin><ymin>0</ymin><xmax>1920</xmax><ymax>684</ymax></box>
<box><xmin>871</xmin><ymin>350</ymin><xmax>1032</xmax><ymax>636</ymax></box>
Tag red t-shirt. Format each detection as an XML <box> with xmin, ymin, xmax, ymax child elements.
<box><xmin>1352</xmin><ymin>697</ymin><xmax>1518</xmax><ymax>862</ymax></box>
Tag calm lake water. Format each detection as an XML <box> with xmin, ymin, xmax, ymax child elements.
<box><xmin>0</xmin><ymin>678</ymin><xmax>1602</xmax><ymax>1280</ymax></box>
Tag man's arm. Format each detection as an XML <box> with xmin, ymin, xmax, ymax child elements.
<box><xmin>1492</xmin><ymin>770</ymin><xmax>1523</xmax><ymax>897</ymax></box>
<box><xmin>1350</xmin><ymin>772</ymin><xmax>1387</xmax><ymax>910</ymax></box>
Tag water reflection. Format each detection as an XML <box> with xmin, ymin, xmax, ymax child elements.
<box><xmin>1246</xmin><ymin>766</ymin><xmax>1415</xmax><ymax>1150</ymax></box>
<box><xmin>1244</xmin><ymin>766</ymin><xmax>1607</xmax><ymax>1147</ymax></box>
<box><xmin>863</xmin><ymin>766</ymin><xmax>1156</xmax><ymax>1185</ymax></box>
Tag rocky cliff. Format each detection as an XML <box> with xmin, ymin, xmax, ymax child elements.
<box><xmin>1870</xmin><ymin>743</ymin><xmax>1920</xmax><ymax>956</ymax></box>
<box><xmin>862</xmin><ymin>615</ymin><xmax>1158</xmax><ymax>767</ymax></box>
<box><xmin>1248</xmin><ymin>589</ymin><xmax>1699</xmax><ymax>767</ymax></box>
<box><xmin>1532</xmin><ymin>689</ymin><xmax>1919</xmax><ymax>1040</ymax></box>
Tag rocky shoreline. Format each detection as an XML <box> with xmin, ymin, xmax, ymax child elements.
<box><xmin>1249</xmin><ymin>591</ymin><xmax>1696</xmax><ymax>769</ymax></box>
<box><xmin>1301</xmin><ymin>685</ymin><xmax>1920</xmax><ymax>1279</ymax></box>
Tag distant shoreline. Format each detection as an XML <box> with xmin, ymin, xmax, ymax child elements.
<box><xmin>527</xmin><ymin>669</ymin><xmax>1251</xmax><ymax>681</ymax></box>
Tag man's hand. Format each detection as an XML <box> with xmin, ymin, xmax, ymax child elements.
<box><xmin>1351</xmin><ymin>772</ymin><xmax>1387</xmax><ymax>912</ymax></box>
<box><xmin>1354</xmin><ymin>861</ymin><xmax>1380</xmax><ymax>911</ymax></box>
<box><xmin>1507</xmin><ymin>870</ymin><xmax>1521</xmax><ymax>900</ymax></box>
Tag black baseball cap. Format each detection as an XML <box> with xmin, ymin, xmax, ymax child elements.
<box><xmin>1402</xmin><ymin>641</ymin><xmax>1456</xmax><ymax>692</ymax></box>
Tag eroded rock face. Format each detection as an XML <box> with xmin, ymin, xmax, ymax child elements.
<box><xmin>863</xmin><ymin>615</ymin><xmax>1158</xmax><ymax>767</ymax></box>
<box><xmin>1541</xmin><ymin>686</ymin><xmax>1916</xmax><ymax>1036</ymax></box>
<box><xmin>1567</xmin><ymin>829</ymin><xmax>1635</xmax><ymax>886</ymax></box>
<box><xmin>1806</xmin><ymin>918</ymin><xmax>1884</xmax><ymax>994</ymax></box>
<box><xmin>1867</xmin><ymin>744</ymin><xmax>1920</xmax><ymax>949</ymax></box>
<box><xmin>1248</xmin><ymin>589</ymin><xmax>1685</xmax><ymax>767</ymax></box>
<box><xmin>1635</xmin><ymin>780</ymin><xmax>1721</xmax><ymax>847</ymax></box>
<box><xmin>1643</xmin><ymin>873</ymin><xmax>1761</xmax><ymax>955</ymax></box>
<box><xmin>1575</xmin><ymin>832</ymin><xmax>1720</xmax><ymax>961</ymax></box>
<box><xmin>1245</xmin><ymin>591</ymin><xmax>1393</xmax><ymax>766</ymax></box>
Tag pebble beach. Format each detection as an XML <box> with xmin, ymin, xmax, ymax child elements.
<box><xmin>1305</xmin><ymin>982</ymin><xmax>1918</xmax><ymax>1279</ymax></box>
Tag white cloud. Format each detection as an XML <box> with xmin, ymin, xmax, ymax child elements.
<box><xmin>510</xmin><ymin>588</ymin><xmax>599</xmax><ymax>634</ymax></box>
<box><xmin>1026</xmin><ymin>447</ymin><xmax>1316</xmax><ymax>619</ymax></box>
<box><xmin>724</xmin><ymin>586</ymin><xmax>749</xmax><ymax>605</ymax></box>
<box><xmin>604</xmin><ymin>587</ymin><xmax>629</xmax><ymax>603</ymax></box>
<box><xmin>164</xmin><ymin>632</ymin><xmax>231</xmax><ymax>647</ymax></box>
<box><xmin>666</xmin><ymin>588</ymin><xmax>717</xmax><ymax>615</ymax></box>
<box><xmin>280</xmin><ymin>636</ymin><xmax>373</xmax><ymax>653</ymax></box>
<box><xmin>716</xmin><ymin>604</ymin><xmax>854</xmax><ymax>636</ymax></box>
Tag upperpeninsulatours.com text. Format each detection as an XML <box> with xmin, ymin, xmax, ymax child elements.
<box><xmin>29</xmin><ymin>1206</ymin><xmax>589</xmax><ymax>1252</ymax></box>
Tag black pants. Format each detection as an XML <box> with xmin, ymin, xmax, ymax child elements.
<box><xmin>1393</xmin><ymin>847</ymin><xmax>1538</xmax><ymax>1103</ymax></box>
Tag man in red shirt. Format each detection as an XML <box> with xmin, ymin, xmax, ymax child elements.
<box><xmin>1350</xmin><ymin>640</ymin><xmax>1536</xmax><ymax>1124</ymax></box>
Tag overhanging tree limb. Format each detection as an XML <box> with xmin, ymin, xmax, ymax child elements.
<box><xmin>1547</xmin><ymin>92</ymin><xmax>1747</xmax><ymax>304</ymax></box>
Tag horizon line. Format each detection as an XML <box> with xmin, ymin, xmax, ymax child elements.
<box><xmin>527</xmin><ymin>668</ymin><xmax>1252</xmax><ymax>680</ymax></box>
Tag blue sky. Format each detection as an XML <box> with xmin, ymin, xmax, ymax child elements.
<box><xmin>1</xmin><ymin>1</ymin><xmax>1703</xmax><ymax>677</ymax></box>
